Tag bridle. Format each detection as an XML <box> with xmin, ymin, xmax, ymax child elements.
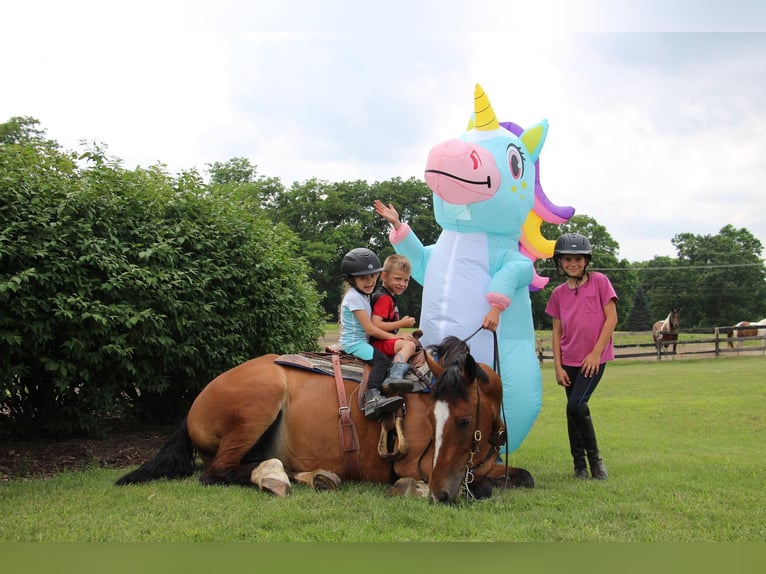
<box><xmin>460</xmin><ymin>326</ymin><xmax>511</xmax><ymax>499</ymax></box>
<box><xmin>415</xmin><ymin>326</ymin><xmax>509</xmax><ymax>501</ymax></box>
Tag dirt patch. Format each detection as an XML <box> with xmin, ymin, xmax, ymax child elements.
<box><xmin>0</xmin><ymin>423</ymin><xmax>174</xmax><ymax>483</ymax></box>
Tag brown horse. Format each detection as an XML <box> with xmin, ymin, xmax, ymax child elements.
<box><xmin>652</xmin><ymin>309</ymin><xmax>680</xmax><ymax>357</ymax></box>
<box><xmin>115</xmin><ymin>336</ymin><xmax>533</xmax><ymax>503</ymax></box>
<box><xmin>727</xmin><ymin>321</ymin><xmax>758</xmax><ymax>348</ymax></box>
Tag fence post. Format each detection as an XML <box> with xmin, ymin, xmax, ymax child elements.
<box><xmin>714</xmin><ymin>327</ymin><xmax>720</xmax><ymax>356</ymax></box>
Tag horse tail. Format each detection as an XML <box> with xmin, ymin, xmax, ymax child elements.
<box><xmin>115</xmin><ymin>418</ymin><xmax>195</xmax><ymax>485</ymax></box>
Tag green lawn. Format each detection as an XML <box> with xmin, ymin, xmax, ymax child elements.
<box><xmin>1</xmin><ymin>356</ymin><xmax>764</xmax><ymax>542</ymax></box>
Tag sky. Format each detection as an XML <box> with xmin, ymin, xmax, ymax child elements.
<box><xmin>2</xmin><ymin>0</ymin><xmax>766</xmax><ymax>262</ymax></box>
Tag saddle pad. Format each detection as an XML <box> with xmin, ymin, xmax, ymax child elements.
<box><xmin>274</xmin><ymin>352</ymin><xmax>366</xmax><ymax>383</ymax></box>
<box><xmin>274</xmin><ymin>352</ymin><xmax>433</xmax><ymax>392</ymax></box>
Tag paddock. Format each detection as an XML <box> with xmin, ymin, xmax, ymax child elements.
<box><xmin>536</xmin><ymin>324</ymin><xmax>766</xmax><ymax>362</ymax></box>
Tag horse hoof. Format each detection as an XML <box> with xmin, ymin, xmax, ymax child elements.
<box><xmin>251</xmin><ymin>458</ymin><xmax>291</xmax><ymax>496</ymax></box>
<box><xmin>389</xmin><ymin>477</ymin><xmax>429</xmax><ymax>498</ymax></box>
<box><xmin>312</xmin><ymin>470</ymin><xmax>341</xmax><ymax>491</ymax></box>
<box><xmin>260</xmin><ymin>477</ymin><xmax>292</xmax><ymax>497</ymax></box>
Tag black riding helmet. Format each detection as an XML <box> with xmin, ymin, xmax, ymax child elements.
<box><xmin>553</xmin><ymin>233</ymin><xmax>592</xmax><ymax>278</ymax></box>
<box><xmin>554</xmin><ymin>233</ymin><xmax>592</xmax><ymax>257</ymax></box>
<box><xmin>341</xmin><ymin>247</ymin><xmax>383</xmax><ymax>279</ymax></box>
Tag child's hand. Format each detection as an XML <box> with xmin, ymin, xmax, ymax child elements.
<box><xmin>580</xmin><ymin>351</ymin><xmax>601</xmax><ymax>378</ymax></box>
<box><xmin>402</xmin><ymin>315</ymin><xmax>416</xmax><ymax>328</ymax></box>
<box><xmin>555</xmin><ymin>365</ymin><xmax>572</xmax><ymax>387</ymax></box>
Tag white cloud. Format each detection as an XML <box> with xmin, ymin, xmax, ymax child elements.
<box><xmin>2</xmin><ymin>2</ymin><xmax>765</xmax><ymax>261</ymax></box>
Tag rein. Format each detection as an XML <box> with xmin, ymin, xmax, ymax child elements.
<box><xmin>413</xmin><ymin>326</ymin><xmax>511</xmax><ymax>501</ymax></box>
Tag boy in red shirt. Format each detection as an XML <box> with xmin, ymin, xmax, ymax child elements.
<box><xmin>371</xmin><ymin>254</ymin><xmax>419</xmax><ymax>392</ymax></box>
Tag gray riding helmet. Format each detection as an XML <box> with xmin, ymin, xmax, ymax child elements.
<box><xmin>341</xmin><ymin>247</ymin><xmax>383</xmax><ymax>278</ymax></box>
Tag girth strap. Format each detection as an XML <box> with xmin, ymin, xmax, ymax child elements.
<box><xmin>331</xmin><ymin>354</ymin><xmax>361</xmax><ymax>480</ymax></box>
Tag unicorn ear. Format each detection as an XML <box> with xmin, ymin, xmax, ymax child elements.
<box><xmin>520</xmin><ymin>119</ymin><xmax>549</xmax><ymax>163</ymax></box>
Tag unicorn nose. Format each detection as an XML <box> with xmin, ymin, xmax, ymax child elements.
<box><xmin>424</xmin><ymin>139</ymin><xmax>499</xmax><ymax>205</ymax></box>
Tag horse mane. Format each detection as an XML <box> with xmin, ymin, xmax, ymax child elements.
<box><xmin>428</xmin><ymin>336</ymin><xmax>486</xmax><ymax>404</ymax></box>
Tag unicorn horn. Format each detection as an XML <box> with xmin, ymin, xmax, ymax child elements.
<box><xmin>474</xmin><ymin>84</ymin><xmax>500</xmax><ymax>131</ymax></box>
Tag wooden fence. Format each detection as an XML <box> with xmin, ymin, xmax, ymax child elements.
<box><xmin>536</xmin><ymin>324</ymin><xmax>766</xmax><ymax>362</ymax></box>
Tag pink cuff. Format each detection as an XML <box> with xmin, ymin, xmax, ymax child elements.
<box><xmin>486</xmin><ymin>292</ymin><xmax>510</xmax><ymax>311</ymax></box>
<box><xmin>389</xmin><ymin>222</ymin><xmax>411</xmax><ymax>245</ymax></box>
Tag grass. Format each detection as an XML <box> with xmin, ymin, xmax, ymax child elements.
<box><xmin>1</xmin><ymin>356</ymin><xmax>765</xmax><ymax>542</ymax></box>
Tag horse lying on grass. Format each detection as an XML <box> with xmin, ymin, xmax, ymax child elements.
<box><xmin>115</xmin><ymin>336</ymin><xmax>533</xmax><ymax>503</ymax></box>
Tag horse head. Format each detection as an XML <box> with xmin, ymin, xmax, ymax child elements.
<box><xmin>670</xmin><ymin>309</ymin><xmax>680</xmax><ymax>330</ymax></box>
<box><xmin>423</xmin><ymin>336</ymin><xmax>505</xmax><ymax>503</ymax></box>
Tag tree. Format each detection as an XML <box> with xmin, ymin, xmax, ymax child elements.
<box><xmin>638</xmin><ymin>256</ymin><xmax>682</xmax><ymax>327</ymax></box>
<box><xmin>668</xmin><ymin>226</ymin><xmax>766</xmax><ymax>326</ymax></box>
<box><xmin>260</xmin><ymin>176</ymin><xmax>438</xmax><ymax>320</ymax></box>
<box><xmin>535</xmin><ymin>214</ymin><xmax>637</xmax><ymax>330</ymax></box>
<box><xmin>1</xmin><ymin>120</ymin><xmax>325</xmax><ymax>437</ymax></box>
<box><xmin>625</xmin><ymin>285</ymin><xmax>652</xmax><ymax>331</ymax></box>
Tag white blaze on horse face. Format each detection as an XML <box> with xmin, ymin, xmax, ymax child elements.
<box><xmin>433</xmin><ymin>400</ymin><xmax>450</xmax><ymax>468</ymax></box>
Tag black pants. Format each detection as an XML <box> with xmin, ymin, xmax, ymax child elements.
<box><xmin>363</xmin><ymin>348</ymin><xmax>390</xmax><ymax>391</ymax></box>
<box><xmin>563</xmin><ymin>363</ymin><xmax>606</xmax><ymax>466</ymax></box>
<box><xmin>563</xmin><ymin>363</ymin><xmax>605</xmax><ymax>420</ymax></box>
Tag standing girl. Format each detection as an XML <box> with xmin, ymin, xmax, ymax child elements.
<box><xmin>545</xmin><ymin>233</ymin><xmax>618</xmax><ymax>479</ymax></box>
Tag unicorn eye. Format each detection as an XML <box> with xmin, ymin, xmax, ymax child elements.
<box><xmin>507</xmin><ymin>144</ymin><xmax>524</xmax><ymax>180</ymax></box>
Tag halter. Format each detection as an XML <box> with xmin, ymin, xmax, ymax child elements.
<box><xmin>463</xmin><ymin>326</ymin><xmax>512</xmax><ymax>497</ymax></box>
<box><xmin>460</xmin><ymin>327</ymin><xmax>511</xmax><ymax>499</ymax></box>
<box><xmin>412</xmin><ymin>327</ymin><xmax>510</xmax><ymax>501</ymax></box>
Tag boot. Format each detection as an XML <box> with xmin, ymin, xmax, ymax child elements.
<box><xmin>363</xmin><ymin>388</ymin><xmax>404</xmax><ymax>421</ymax></box>
<box><xmin>579</xmin><ymin>414</ymin><xmax>608</xmax><ymax>480</ymax></box>
<box><xmin>568</xmin><ymin>417</ymin><xmax>589</xmax><ymax>480</ymax></box>
<box><xmin>381</xmin><ymin>362</ymin><xmax>414</xmax><ymax>394</ymax></box>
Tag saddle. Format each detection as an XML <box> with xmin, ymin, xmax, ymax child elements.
<box><xmin>273</xmin><ymin>350</ymin><xmax>432</xmax><ymax>395</ymax></box>
<box><xmin>273</xmin><ymin>349</ymin><xmax>432</xmax><ymax>467</ymax></box>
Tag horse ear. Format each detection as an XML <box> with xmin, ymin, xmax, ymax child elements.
<box><xmin>425</xmin><ymin>350</ymin><xmax>444</xmax><ymax>378</ymax></box>
<box><xmin>463</xmin><ymin>354</ymin><xmax>477</xmax><ymax>382</ymax></box>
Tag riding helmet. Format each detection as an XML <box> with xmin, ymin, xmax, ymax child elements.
<box><xmin>554</xmin><ymin>233</ymin><xmax>592</xmax><ymax>258</ymax></box>
<box><xmin>341</xmin><ymin>247</ymin><xmax>383</xmax><ymax>278</ymax></box>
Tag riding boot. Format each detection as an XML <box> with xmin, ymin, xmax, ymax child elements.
<box><xmin>579</xmin><ymin>414</ymin><xmax>608</xmax><ymax>480</ymax></box>
<box><xmin>363</xmin><ymin>388</ymin><xmax>404</xmax><ymax>421</ymax></box>
<box><xmin>381</xmin><ymin>362</ymin><xmax>414</xmax><ymax>394</ymax></box>
<box><xmin>568</xmin><ymin>417</ymin><xmax>589</xmax><ymax>479</ymax></box>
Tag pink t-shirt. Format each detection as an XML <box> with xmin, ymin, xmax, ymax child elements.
<box><xmin>545</xmin><ymin>271</ymin><xmax>618</xmax><ymax>366</ymax></box>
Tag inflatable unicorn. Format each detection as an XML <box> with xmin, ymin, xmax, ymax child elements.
<box><xmin>386</xmin><ymin>84</ymin><xmax>574</xmax><ymax>453</ymax></box>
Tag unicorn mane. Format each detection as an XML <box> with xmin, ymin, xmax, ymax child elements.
<box><xmin>501</xmin><ymin>121</ymin><xmax>575</xmax><ymax>291</ymax></box>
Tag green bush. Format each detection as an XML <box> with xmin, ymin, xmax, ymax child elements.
<box><xmin>0</xmin><ymin>118</ymin><xmax>325</xmax><ymax>437</ymax></box>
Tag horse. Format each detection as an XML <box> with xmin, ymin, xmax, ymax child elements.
<box><xmin>652</xmin><ymin>309</ymin><xmax>680</xmax><ymax>356</ymax></box>
<box><xmin>115</xmin><ymin>336</ymin><xmax>534</xmax><ymax>503</ymax></box>
<box><xmin>727</xmin><ymin>321</ymin><xmax>758</xmax><ymax>348</ymax></box>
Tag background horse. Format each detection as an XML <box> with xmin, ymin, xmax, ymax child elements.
<box><xmin>727</xmin><ymin>321</ymin><xmax>758</xmax><ymax>348</ymax></box>
<box><xmin>652</xmin><ymin>309</ymin><xmax>680</xmax><ymax>356</ymax></box>
<box><xmin>116</xmin><ymin>336</ymin><xmax>533</xmax><ymax>503</ymax></box>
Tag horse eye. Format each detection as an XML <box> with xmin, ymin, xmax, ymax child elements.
<box><xmin>457</xmin><ymin>417</ymin><xmax>472</xmax><ymax>429</ymax></box>
<box><xmin>507</xmin><ymin>144</ymin><xmax>523</xmax><ymax>180</ymax></box>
